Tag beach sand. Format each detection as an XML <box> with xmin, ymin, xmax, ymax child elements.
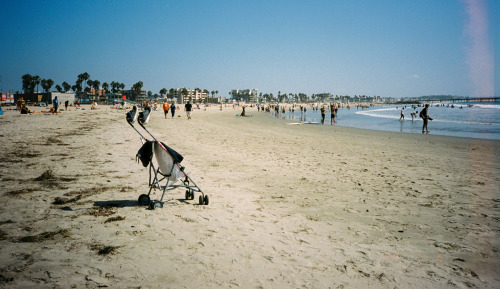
<box><xmin>0</xmin><ymin>104</ymin><xmax>498</xmax><ymax>288</ymax></box>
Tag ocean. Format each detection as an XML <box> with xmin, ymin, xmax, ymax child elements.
<box><xmin>270</xmin><ymin>101</ymin><xmax>500</xmax><ymax>140</ymax></box>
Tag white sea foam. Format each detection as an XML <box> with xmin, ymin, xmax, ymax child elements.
<box><xmin>473</xmin><ymin>104</ymin><xmax>500</xmax><ymax>109</ymax></box>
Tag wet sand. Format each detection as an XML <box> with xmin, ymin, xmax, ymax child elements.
<box><xmin>0</xmin><ymin>104</ymin><xmax>499</xmax><ymax>288</ymax></box>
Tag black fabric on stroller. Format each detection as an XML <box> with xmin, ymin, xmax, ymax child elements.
<box><xmin>136</xmin><ymin>140</ymin><xmax>183</xmax><ymax>168</ymax></box>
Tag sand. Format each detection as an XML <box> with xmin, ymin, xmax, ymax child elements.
<box><xmin>0</xmin><ymin>104</ymin><xmax>499</xmax><ymax>288</ymax></box>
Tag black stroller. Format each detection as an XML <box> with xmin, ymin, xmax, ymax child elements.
<box><xmin>126</xmin><ymin>106</ymin><xmax>208</xmax><ymax>209</ymax></box>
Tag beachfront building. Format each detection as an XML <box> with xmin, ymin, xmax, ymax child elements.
<box><xmin>230</xmin><ymin>89</ymin><xmax>258</xmax><ymax>103</ymax></box>
<box><xmin>170</xmin><ymin>88</ymin><xmax>208</xmax><ymax>104</ymax></box>
<box><xmin>121</xmin><ymin>89</ymin><xmax>148</xmax><ymax>102</ymax></box>
<box><xmin>1</xmin><ymin>92</ymin><xmax>15</xmax><ymax>105</ymax></box>
<box><xmin>14</xmin><ymin>92</ymin><xmax>75</xmax><ymax>106</ymax></box>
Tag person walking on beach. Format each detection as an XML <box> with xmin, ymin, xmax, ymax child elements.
<box><xmin>52</xmin><ymin>96</ymin><xmax>59</xmax><ymax>113</ymax></box>
<box><xmin>170</xmin><ymin>101</ymin><xmax>176</xmax><ymax>118</ymax></box>
<box><xmin>185</xmin><ymin>101</ymin><xmax>192</xmax><ymax>119</ymax></box>
<box><xmin>399</xmin><ymin>107</ymin><xmax>405</xmax><ymax>121</ymax></box>
<box><xmin>419</xmin><ymin>104</ymin><xmax>432</xmax><ymax>133</ymax></box>
<box><xmin>64</xmin><ymin>100</ymin><xmax>69</xmax><ymax>111</ymax></box>
<box><xmin>320</xmin><ymin>106</ymin><xmax>326</xmax><ymax>124</ymax></box>
<box><xmin>163</xmin><ymin>101</ymin><xmax>170</xmax><ymax>119</ymax></box>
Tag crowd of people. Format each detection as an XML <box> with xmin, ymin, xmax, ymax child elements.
<box><xmin>9</xmin><ymin>96</ymin><xmax>435</xmax><ymax>133</ymax></box>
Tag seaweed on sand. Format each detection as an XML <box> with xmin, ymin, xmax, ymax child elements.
<box><xmin>33</xmin><ymin>170</ymin><xmax>76</xmax><ymax>188</ymax></box>
<box><xmin>88</xmin><ymin>206</ymin><xmax>116</xmax><ymax>217</ymax></box>
<box><xmin>52</xmin><ymin>195</ymin><xmax>82</xmax><ymax>205</ymax></box>
<box><xmin>104</xmin><ymin>216</ymin><xmax>125</xmax><ymax>223</ymax></box>
<box><xmin>17</xmin><ymin>229</ymin><xmax>70</xmax><ymax>243</ymax></box>
<box><xmin>0</xmin><ymin>228</ymin><xmax>7</xmax><ymax>240</ymax></box>
<box><xmin>5</xmin><ymin>189</ymin><xmax>35</xmax><ymax>196</ymax></box>
<box><xmin>89</xmin><ymin>243</ymin><xmax>121</xmax><ymax>255</ymax></box>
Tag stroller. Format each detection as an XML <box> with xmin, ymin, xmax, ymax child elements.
<box><xmin>126</xmin><ymin>105</ymin><xmax>209</xmax><ymax>209</ymax></box>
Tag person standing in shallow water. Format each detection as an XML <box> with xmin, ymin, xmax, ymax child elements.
<box><xmin>330</xmin><ymin>103</ymin><xmax>336</xmax><ymax>124</ymax></box>
<box><xmin>320</xmin><ymin>106</ymin><xmax>326</xmax><ymax>124</ymax></box>
<box><xmin>419</xmin><ymin>104</ymin><xmax>432</xmax><ymax>133</ymax></box>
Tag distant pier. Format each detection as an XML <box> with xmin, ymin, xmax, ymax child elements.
<box><xmin>396</xmin><ymin>97</ymin><xmax>499</xmax><ymax>104</ymax></box>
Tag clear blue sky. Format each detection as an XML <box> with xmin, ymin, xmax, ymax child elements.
<box><xmin>1</xmin><ymin>0</ymin><xmax>498</xmax><ymax>98</ymax></box>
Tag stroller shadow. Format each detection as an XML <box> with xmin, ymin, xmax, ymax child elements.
<box><xmin>94</xmin><ymin>200</ymin><xmax>139</xmax><ymax>208</ymax></box>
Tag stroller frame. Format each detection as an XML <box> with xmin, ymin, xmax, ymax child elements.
<box><xmin>127</xmin><ymin>107</ymin><xmax>208</xmax><ymax>209</ymax></box>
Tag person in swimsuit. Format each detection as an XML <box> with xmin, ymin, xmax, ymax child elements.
<box><xmin>330</xmin><ymin>104</ymin><xmax>336</xmax><ymax>124</ymax></box>
<box><xmin>419</xmin><ymin>104</ymin><xmax>432</xmax><ymax>133</ymax></box>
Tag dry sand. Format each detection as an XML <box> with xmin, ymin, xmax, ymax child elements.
<box><xmin>0</xmin><ymin>104</ymin><xmax>499</xmax><ymax>288</ymax></box>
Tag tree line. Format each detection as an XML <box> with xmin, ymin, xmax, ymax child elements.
<box><xmin>231</xmin><ymin>90</ymin><xmax>381</xmax><ymax>103</ymax></box>
<box><xmin>20</xmin><ymin>73</ymin><xmax>221</xmax><ymax>102</ymax></box>
<box><xmin>21</xmin><ymin>72</ymin><xmax>130</xmax><ymax>96</ymax></box>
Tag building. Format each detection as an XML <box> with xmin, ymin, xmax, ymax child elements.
<box><xmin>14</xmin><ymin>92</ymin><xmax>75</xmax><ymax>106</ymax></box>
<box><xmin>1</xmin><ymin>92</ymin><xmax>15</xmax><ymax>104</ymax></box>
<box><xmin>230</xmin><ymin>89</ymin><xmax>258</xmax><ymax>103</ymax></box>
<box><xmin>170</xmin><ymin>88</ymin><xmax>209</xmax><ymax>104</ymax></box>
<box><xmin>121</xmin><ymin>89</ymin><xmax>148</xmax><ymax>102</ymax></box>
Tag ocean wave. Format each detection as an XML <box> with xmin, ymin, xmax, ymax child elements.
<box><xmin>355</xmin><ymin>109</ymin><xmax>499</xmax><ymax>126</ymax></box>
<box><xmin>473</xmin><ymin>104</ymin><xmax>500</xmax><ymax>109</ymax></box>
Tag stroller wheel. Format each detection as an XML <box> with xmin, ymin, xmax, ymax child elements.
<box><xmin>185</xmin><ymin>190</ymin><xmax>190</xmax><ymax>200</ymax></box>
<box><xmin>199</xmin><ymin>195</ymin><xmax>204</xmax><ymax>205</ymax></box>
<box><xmin>138</xmin><ymin>194</ymin><xmax>150</xmax><ymax>206</ymax></box>
<box><xmin>149</xmin><ymin>200</ymin><xmax>163</xmax><ymax>210</ymax></box>
<box><xmin>203</xmin><ymin>195</ymin><xmax>209</xmax><ymax>205</ymax></box>
<box><xmin>190</xmin><ymin>191</ymin><xmax>195</xmax><ymax>200</ymax></box>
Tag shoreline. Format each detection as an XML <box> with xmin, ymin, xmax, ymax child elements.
<box><xmin>0</xmin><ymin>105</ymin><xmax>499</xmax><ymax>288</ymax></box>
<box><xmin>260</xmin><ymin>103</ymin><xmax>500</xmax><ymax>141</ymax></box>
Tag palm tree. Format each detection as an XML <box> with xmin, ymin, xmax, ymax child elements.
<box><xmin>85</xmin><ymin>80</ymin><xmax>93</xmax><ymax>93</ymax></box>
<box><xmin>181</xmin><ymin>87</ymin><xmax>188</xmax><ymax>103</ymax></box>
<box><xmin>62</xmin><ymin>82</ymin><xmax>71</xmax><ymax>92</ymax></box>
<box><xmin>32</xmin><ymin>75</ymin><xmax>40</xmax><ymax>93</ymax></box>
<box><xmin>102</xmin><ymin>82</ymin><xmax>109</xmax><ymax>95</ymax></box>
<box><xmin>160</xmin><ymin>88</ymin><xmax>167</xmax><ymax>97</ymax></box>
<box><xmin>41</xmin><ymin>79</ymin><xmax>54</xmax><ymax>93</ymax></box>
<box><xmin>203</xmin><ymin>89</ymin><xmax>209</xmax><ymax>103</ymax></box>
<box><xmin>92</xmin><ymin>80</ymin><xmax>100</xmax><ymax>99</ymax></box>
<box><xmin>81</xmin><ymin>72</ymin><xmax>90</xmax><ymax>90</ymax></box>
<box><xmin>169</xmin><ymin>88</ymin><xmax>175</xmax><ymax>100</ymax></box>
<box><xmin>55</xmin><ymin>85</ymin><xmax>63</xmax><ymax>93</ymax></box>
<box><xmin>132</xmin><ymin>81</ymin><xmax>143</xmax><ymax>98</ymax></box>
<box><xmin>22</xmin><ymin>74</ymin><xmax>34</xmax><ymax>93</ymax></box>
